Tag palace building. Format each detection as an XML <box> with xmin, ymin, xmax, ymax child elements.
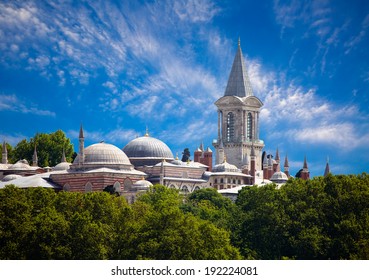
<box><xmin>1</xmin><ymin>39</ymin><xmax>318</xmax><ymax>195</ymax></box>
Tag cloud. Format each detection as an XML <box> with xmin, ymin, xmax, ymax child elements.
<box><xmin>344</xmin><ymin>13</ymin><xmax>369</xmax><ymax>54</ymax></box>
<box><xmin>67</xmin><ymin>128</ymin><xmax>138</xmax><ymax>145</ymax></box>
<box><xmin>173</xmin><ymin>0</ymin><xmax>220</xmax><ymax>23</ymax></box>
<box><xmin>0</xmin><ymin>94</ymin><xmax>55</xmax><ymax>117</ymax></box>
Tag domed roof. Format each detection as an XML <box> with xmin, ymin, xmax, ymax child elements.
<box><xmin>133</xmin><ymin>178</ymin><xmax>153</xmax><ymax>190</ymax></box>
<box><xmin>123</xmin><ymin>135</ymin><xmax>174</xmax><ymax>160</ymax></box>
<box><xmin>212</xmin><ymin>160</ymin><xmax>240</xmax><ymax>173</ymax></box>
<box><xmin>2</xmin><ymin>174</ymin><xmax>22</xmax><ymax>182</ymax></box>
<box><xmin>9</xmin><ymin>159</ymin><xmax>32</xmax><ymax>170</ymax></box>
<box><xmin>73</xmin><ymin>142</ymin><xmax>131</xmax><ymax>166</ymax></box>
<box><xmin>53</xmin><ymin>162</ymin><xmax>72</xmax><ymax>171</ymax></box>
<box><xmin>270</xmin><ymin>171</ymin><xmax>289</xmax><ymax>182</ymax></box>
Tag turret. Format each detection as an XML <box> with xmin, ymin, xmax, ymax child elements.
<box><xmin>324</xmin><ymin>157</ymin><xmax>330</xmax><ymax>177</ymax></box>
<box><xmin>284</xmin><ymin>154</ymin><xmax>290</xmax><ymax>177</ymax></box>
<box><xmin>263</xmin><ymin>152</ymin><xmax>268</xmax><ymax>180</ymax></box>
<box><xmin>274</xmin><ymin>148</ymin><xmax>280</xmax><ymax>172</ymax></box>
<box><xmin>2</xmin><ymin>141</ymin><xmax>8</xmax><ymax>164</ymax></box>
<box><xmin>79</xmin><ymin>124</ymin><xmax>85</xmax><ymax>166</ymax></box>
<box><xmin>301</xmin><ymin>156</ymin><xmax>310</xmax><ymax>180</ymax></box>
<box><xmin>32</xmin><ymin>144</ymin><xmax>38</xmax><ymax>167</ymax></box>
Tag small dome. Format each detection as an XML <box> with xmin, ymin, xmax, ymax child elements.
<box><xmin>53</xmin><ymin>162</ymin><xmax>72</xmax><ymax>171</ymax></box>
<box><xmin>133</xmin><ymin>179</ymin><xmax>153</xmax><ymax>190</ymax></box>
<box><xmin>73</xmin><ymin>143</ymin><xmax>131</xmax><ymax>166</ymax></box>
<box><xmin>123</xmin><ymin>135</ymin><xmax>174</xmax><ymax>166</ymax></box>
<box><xmin>2</xmin><ymin>174</ymin><xmax>22</xmax><ymax>182</ymax></box>
<box><xmin>9</xmin><ymin>159</ymin><xmax>31</xmax><ymax>170</ymax></box>
<box><xmin>212</xmin><ymin>161</ymin><xmax>240</xmax><ymax>173</ymax></box>
<box><xmin>270</xmin><ymin>171</ymin><xmax>289</xmax><ymax>183</ymax></box>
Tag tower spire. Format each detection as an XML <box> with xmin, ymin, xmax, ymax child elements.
<box><xmin>2</xmin><ymin>141</ymin><xmax>8</xmax><ymax>164</ymax></box>
<box><xmin>324</xmin><ymin>156</ymin><xmax>330</xmax><ymax>177</ymax></box>
<box><xmin>79</xmin><ymin>124</ymin><xmax>85</xmax><ymax>166</ymax></box>
<box><xmin>32</xmin><ymin>144</ymin><xmax>38</xmax><ymax>167</ymax></box>
<box><xmin>224</xmin><ymin>39</ymin><xmax>253</xmax><ymax>97</ymax></box>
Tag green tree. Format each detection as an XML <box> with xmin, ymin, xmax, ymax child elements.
<box><xmin>11</xmin><ymin>130</ymin><xmax>74</xmax><ymax>167</ymax></box>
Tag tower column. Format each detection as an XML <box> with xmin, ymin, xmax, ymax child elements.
<box><xmin>2</xmin><ymin>141</ymin><xmax>8</xmax><ymax>164</ymax></box>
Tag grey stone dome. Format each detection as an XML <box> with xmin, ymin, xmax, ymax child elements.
<box><xmin>270</xmin><ymin>171</ymin><xmax>289</xmax><ymax>183</ymax></box>
<box><xmin>212</xmin><ymin>160</ymin><xmax>240</xmax><ymax>173</ymax></box>
<box><xmin>123</xmin><ymin>135</ymin><xmax>174</xmax><ymax>167</ymax></box>
<box><xmin>73</xmin><ymin>142</ymin><xmax>131</xmax><ymax>166</ymax></box>
<box><xmin>53</xmin><ymin>162</ymin><xmax>72</xmax><ymax>171</ymax></box>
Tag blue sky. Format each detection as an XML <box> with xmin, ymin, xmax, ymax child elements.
<box><xmin>1</xmin><ymin>0</ymin><xmax>369</xmax><ymax>177</ymax></box>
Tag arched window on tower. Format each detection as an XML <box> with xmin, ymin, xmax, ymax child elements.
<box><xmin>247</xmin><ymin>113</ymin><xmax>253</xmax><ymax>141</ymax></box>
<box><xmin>226</xmin><ymin>112</ymin><xmax>235</xmax><ymax>142</ymax></box>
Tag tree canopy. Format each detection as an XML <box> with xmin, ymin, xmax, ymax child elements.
<box><xmin>3</xmin><ymin>130</ymin><xmax>74</xmax><ymax>167</ymax></box>
<box><xmin>1</xmin><ymin>174</ymin><xmax>369</xmax><ymax>260</ymax></box>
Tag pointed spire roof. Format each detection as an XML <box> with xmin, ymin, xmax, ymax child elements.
<box><xmin>263</xmin><ymin>152</ymin><xmax>268</xmax><ymax>167</ymax></box>
<box><xmin>324</xmin><ymin>157</ymin><xmax>330</xmax><ymax>177</ymax></box>
<box><xmin>2</xmin><ymin>141</ymin><xmax>7</xmax><ymax>154</ymax></box>
<box><xmin>284</xmin><ymin>154</ymin><xmax>289</xmax><ymax>168</ymax></box>
<box><xmin>244</xmin><ymin>153</ymin><xmax>249</xmax><ymax>166</ymax></box>
<box><xmin>303</xmin><ymin>156</ymin><xmax>308</xmax><ymax>170</ymax></box>
<box><xmin>32</xmin><ymin>144</ymin><xmax>38</xmax><ymax>166</ymax></box>
<box><xmin>79</xmin><ymin>124</ymin><xmax>84</xmax><ymax>139</ymax></box>
<box><xmin>199</xmin><ymin>141</ymin><xmax>204</xmax><ymax>152</ymax></box>
<box><xmin>61</xmin><ymin>148</ymin><xmax>67</xmax><ymax>163</ymax></box>
<box><xmin>224</xmin><ymin>38</ymin><xmax>253</xmax><ymax>98</ymax></box>
<box><xmin>275</xmin><ymin>147</ymin><xmax>280</xmax><ymax>162</ymax></box>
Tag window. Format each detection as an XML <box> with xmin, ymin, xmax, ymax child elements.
<box><xmin>63</xmin><ymin>183</ymin><xmax>70</xmax><ymax>191</ymax></box>
<box><xmin>226</xmin><ymin>112</ymin><xmax>235</xmax><ymax>141</ymax></box>
<box><xmin>181</xmin><ymin>185</ymin><xmax>189</xmax><ymax>193</ymax></box>
<box><xmin>247</xmin><ymin>113</ymin><xmax>253</xmax><ymax>140</ymax></box>
<box><xmin>85</xmin><ymin>182</ymin><xmax>93</xmax><ymax>193</ymax></box>
<box><xmin>113</xmin><ymin>181</ymin><xmax>121</xmax><ymax>193</ymax></box>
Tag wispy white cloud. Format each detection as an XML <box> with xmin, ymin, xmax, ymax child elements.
<box><xmin>0</xmin><ymin>133</ymin><xmax>28</xmax><ymax>146</ymax></box>
<box><xmin>344</xmin><ymin>13</ymin><xmax>369</xmax><ymax>54</ymax></box>
<box><xmin>0</xmin><ymin>94</ymin><xmax>55</xmax><ymax>117</ymax></box>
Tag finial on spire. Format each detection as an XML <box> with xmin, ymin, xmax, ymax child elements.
<box><xmin>145</xmin><ymin>126</ymin><xmax>149</xmax><ymax>137</ymax></box>
<box><xmin>79</xmin><ymin>124</ymin><xmax>84</xmax><ymax>139</ymax></box>
<box><xmin>175</xmin><ymin>152</ymin><xmax>179</xmax><ymax>160</ymax></box>
<box><xmin>238</xmin><ymin>37</ymin><xmax>241</xmax><ymax>47</ymax></box>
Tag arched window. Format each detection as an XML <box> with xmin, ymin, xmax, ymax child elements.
<box><xmin>85</xmin><ymin>182</ymin><xmax>93</xmax><ymax>193</ymax></box>
<box><xmin>169</xmin><ymin>184</ymin><xmax>176</xmax><ymax>189</ymax></box>
<box><xmin>181</xmin><ymin>185</ymin><xmax>189</xmax><ymax>193</ymax></box>
<box><xmin>194</xmin><ymin>186</ymin><xmax>200</xmax><ymax>191</ymax></box>
<box><xmin>113</xmin><ymin>181</ymin><xmax>121</xmax><ymax>193</ymax></box>
<box><xmin>124</xmin><ymin>178</ymin><xmax>132</xmax><ymax>190</ymax></box>
<box><xmin>226</xmin><ymin>112</ymin><xmax>235</xmax><ymax>142</ymax></box>
<box><xmin>63</xmin><ymin>183</ymin><xmax>70</xmax><ymax>192</ymax></box>
<box><xmin>247</xmin><ymin>112</ymin><xmax>253</xmax><ymax>140</ymax></box>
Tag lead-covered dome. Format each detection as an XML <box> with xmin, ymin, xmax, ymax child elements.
<box><xmin>123</xmin><ymin>135</ymin><xmax>174</xmax><ymax>167</ymax></box>
<box><xmin>270</xmin><ymin>171</ymin><xmax>289</xmax><ymax>183</ymax></box>
<box><xmin>73</xmin><ymin>142</ymin><xmax>132</xmax><ymax>169</ymax></box>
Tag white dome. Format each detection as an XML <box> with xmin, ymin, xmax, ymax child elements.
<box><xmin>270</xmin><ymin>171</ymin><xmax>289</xmax><ymax>183</ymax></box>
<box><xmin>53</xmin><ymin>162</ymin><xmax>72</xmax><ymax>171</ymax></box>
<box><xmin>73</xmin><ymin>143</ymin><xmax>131</xmax><ymax>166</ymax></box>
<box><xmin>2</xmin><ymin>174</ymin><xmax>22</xmax><ymax>182</ymax></box>
<box><xmin>212</xmin><ymin>161</ymin><xmax>240</xmax><ymax>173</ymax></box>
<box><xmin>9</xmin><ymin>159</ymin><xmax>32</xmax><ymax>170</ymax></box>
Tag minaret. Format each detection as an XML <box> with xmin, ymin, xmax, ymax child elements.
<box><xmin>32</xmin><ymin>144</ymin><xmax>38</xmax><ymax>167</ymax></box>
<box><xmin>301</xmin><ymin>156</ymin><xmax>310</xmax><ymax>180</ymax></box>
<box><xmin>213</xmin><ymin>38</ymin><xmax>264</xmax><ymax>170</ymax></box>
<box><xmin>263</xmin><ymin>152</ymin><xmax>268</xmax><ymax>180</ymax></box>
<box><xmin>268</xmin><ymin>155</ymin><xmax>273</xmax><ymax>180</ymax></box>
<box><xmin>274</xmin><ymin>148</ymin><xmax>280</xmax><ymax>172</ymax></box>
<box><xmin>2</xmin><ymin>141</ymin><xmax>8</xmax><ymax>164</ymax></box>
<box><xmin>324</xmin><ymin>157</ymin><xmax>330</xmax><ymax>177</ymax></box>
<box><xmin>250</xmin><ymin>144</ymin><xmax>256</xmax><ymax>184</ymax></box>
<box><xmin>159</xmin><ymin>159</ymin><xmax>165</xmax><ymax>185</ymax></box>
<box><xmin>284</xmin><ymin>154</ymin><xmax>290</xmax><ymax>177</ymax></box>
<box><xmin>79</xmin><ymin>124</ymin><xmax>85</xmax><ymax>166</ymax></box>
<box><xmin>61</xmin><ymin>148</ymin><xmax>67</xmax><ymax>163</ymax></box>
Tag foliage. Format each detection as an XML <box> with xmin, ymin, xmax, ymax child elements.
<box><xmin>181</xmin><ymin>148</ymin><xmax>190</xmax><ymax>162</ymax></box>
<box><xmin>235</xmin><ymin>174</ymin><xmax>369</xmax><ymax>259</ymax></box>
<box><xmin>0</xmin><ymin>185</ymin><xmax>240</xmax><ymax>260</ymax></box>
<box><xmin>2</xmin><ymin>174</ymin><xmax>369</xmax><ymax>260</ymax></box>
<box><xmin>10</xmin><ymin>130</ymin><xmax>74</xmax><ymax>166</ymax></box>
